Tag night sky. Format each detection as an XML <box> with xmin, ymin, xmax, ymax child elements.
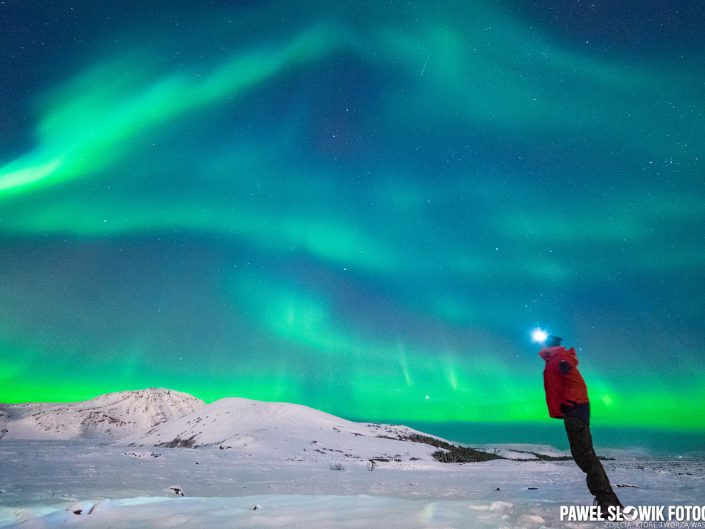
<box><xmin>1</xmin><ymin>1</ymin><xmax>704</xmax><ymax>435</ymax></box>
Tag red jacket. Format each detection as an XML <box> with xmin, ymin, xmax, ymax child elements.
<box><xmin>539</xmin><ymin>346</ymin><xmax>589</xmax><ymax>419</ymax></box>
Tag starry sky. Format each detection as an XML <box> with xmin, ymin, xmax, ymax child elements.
<box><xmin>1</xmin><ymin>1</ymin><xmax>704</xmax><ymax>437</ymax></box>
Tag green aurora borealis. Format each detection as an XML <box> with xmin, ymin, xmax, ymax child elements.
<box><xmin>1</xmin><ymin>1</ymin><xmax>704</xmax><ymax>437</ymax></box>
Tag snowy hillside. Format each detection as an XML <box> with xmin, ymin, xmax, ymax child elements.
<box><xmin>121</xmin><ymin>397</ymin><xmax>455</xmax><ymax>463</ymax></box>
<box><xmin>0</xmin><ymin>389</ymin><xmax>203</xmax><ymax>441</ymax></box>
<box><xmin>0</xmin><ymin>390</ymin><xmax>483</xmax><ymax>464</ymax></box>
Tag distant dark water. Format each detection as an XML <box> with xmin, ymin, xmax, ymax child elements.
<box><xmin>368</xmin><ymin>420</ymin><xmax>705</xmax><ymax>456</ymax></box>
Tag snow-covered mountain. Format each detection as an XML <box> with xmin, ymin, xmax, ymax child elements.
<box><xmin>0</xmin><ymin>388</ymin><xmax>204</xmax><ymax>441</ymax></box>
<box><xmin>0</xmin><ymin>390</ymin><xmax>487</xmax><ymax>464</ymax></box>
<box><xmin>119</xmin><ymin>397</ymin><xmax>451</xmax><ymax>463</ymax></box>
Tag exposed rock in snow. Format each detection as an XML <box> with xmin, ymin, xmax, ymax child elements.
<box><xmin>123</xmin><ymin>451</ymin><xmax>162</xmax><ymax>459</ymax></box>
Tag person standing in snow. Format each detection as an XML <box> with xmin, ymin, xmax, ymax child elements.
<box><xmin>538</xmin><ymin>335</ymin><xmax>622</xmax><ymax>511</ymax></box>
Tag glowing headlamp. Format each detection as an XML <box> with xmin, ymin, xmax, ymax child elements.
<box><xmin>531</xmin><ymin>328</ymin><xmax>548</xmax><ymax>343</ymax></box>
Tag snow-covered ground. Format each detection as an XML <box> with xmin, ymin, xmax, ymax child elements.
<box><xmin>1</xmin><ymin>391</ymin><xmax>703</xmax><ymax>528</ymax></box>
<box><xmin>1</xmin><ymin>440</ymin><xmax>703</xmax><ymax>528</ymax></box>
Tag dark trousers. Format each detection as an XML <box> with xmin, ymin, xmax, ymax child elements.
<box><xmin>564</xmin><ymin>415</ymin><xmax>622</xmax><ymax>507</ymax></box>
